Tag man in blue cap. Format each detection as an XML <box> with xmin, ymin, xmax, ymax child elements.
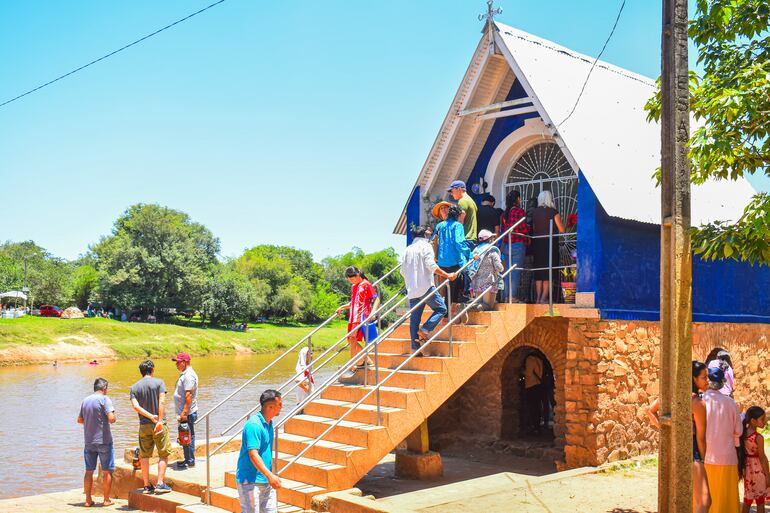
<box><xmin>448</xmin><ymin>180</ymin><xmax>478</xmax><ymax>243</ymax></box>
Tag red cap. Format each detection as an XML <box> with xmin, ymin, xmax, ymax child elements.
<box><xmin>172</xmin><ymin>352</ymin><xmax>191</xmax><ymax>362</ymax></box>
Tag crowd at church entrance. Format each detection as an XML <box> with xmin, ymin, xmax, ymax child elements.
<box><xmin>411</xmin><ymin>180</ymin><xmax>570</xmax><ymax>318</ymax></box>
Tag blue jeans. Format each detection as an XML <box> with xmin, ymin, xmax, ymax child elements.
<box><xmin>409</xmin><ymin>287</ymin><xmax>447</xmax><ymax>350</ymax></box>
<box><xmin>503</xmin><ymin>242</ymin><xmax>526</xmax><ymax>301</ymax></box>
<box><xmin>183</xmin><ymin>411</ymin><xmax>197</xmax><ymax>465</ymax></box>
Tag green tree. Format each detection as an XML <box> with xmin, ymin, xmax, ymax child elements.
<box><xmin>646</xmin><ymin>0</ymin><xmax>770</xmax><ymax>264</ymax></box>
<box><xmin>0</xmin><ymin>241</ymin><xmax>70</xmax><ymax>306</ymax></box>
<box><xmin>67</xmin><ymin>264</ymin><xmax>99</xmax><ymax>309</ymax></box>
<box><xmin>92</xmin><ymin>204</ymin><xmax>220</xmax><ymax>312</ymax></box>
<box><xmin>201</xmin><ymin>269</ymin><xmax>265</xmax><ymax>324</ymax></box>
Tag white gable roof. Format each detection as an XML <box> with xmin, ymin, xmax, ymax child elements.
<box><xmin>494</xmin><ymin>23</ymin><xmax>755</xmax><ymax>225</ymax></box>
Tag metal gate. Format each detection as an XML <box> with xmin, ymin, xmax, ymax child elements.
<box><xmin>502</xmin><ymin>142</ymin><xmax>577</xmax><ymax>299</ymax></box>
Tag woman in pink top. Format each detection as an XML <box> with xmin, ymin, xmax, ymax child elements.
<box><xmin>703</xmin><ymin>366</ymin><xmax>743</xmax><ymax>513</ymax></box>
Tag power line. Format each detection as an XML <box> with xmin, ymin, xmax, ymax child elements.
<box><xmin>0</xmin><ymin>0</ymin><xmax>227</xmax><ymax>109</ymax></box>
<box><xmin>556</xmin><ymin>0</ymin><xmax>626</xmax><ymax>128</ymax></box>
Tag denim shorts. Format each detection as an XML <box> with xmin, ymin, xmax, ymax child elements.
<box><xmin>84</xmin><ymin>442</ymin><xmax>115</xmax><ymax>472</ymax></box>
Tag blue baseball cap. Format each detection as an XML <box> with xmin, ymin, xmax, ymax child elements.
<box><xmin>447</xmin><ymin>180</ymin><xmax>466</xmax><ymax>191</ymax></box>
<box><xmin>708</xmin><ymin>366</ymin><xmax>725</xmax><ymax>383</ymax></box>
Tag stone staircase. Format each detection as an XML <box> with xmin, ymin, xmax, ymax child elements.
<box><xmin>126</xmin><ymin>304</ymin><xmax>546</xmax><ymax>513</ymax></box>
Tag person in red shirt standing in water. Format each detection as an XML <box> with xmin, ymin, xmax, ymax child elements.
<box><xmin>336</xmin><ymin>266</ymin><xmax>381</xmax><ymax>371</ymax></box>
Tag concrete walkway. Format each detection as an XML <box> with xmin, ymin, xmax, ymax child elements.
<box><xmin>0</xmin><ymin>489</ymin><xmax>135</xmax><ymax>513</ymax></box>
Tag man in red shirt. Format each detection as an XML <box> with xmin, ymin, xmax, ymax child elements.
<box><xmin>336</xmin><ymin>266</ymin><xmax>381</xmax><ymax>370</ymax></box>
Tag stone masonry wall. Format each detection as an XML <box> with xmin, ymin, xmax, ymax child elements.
<box><xmin>565</xmin><ymin>319</ymin><xmax>770</xmax><ymax>468</ymax></box>
<box><xmin>427</xmin><ymin>315</ymin><xmax>770</xmax><ymax>470</ymax></box>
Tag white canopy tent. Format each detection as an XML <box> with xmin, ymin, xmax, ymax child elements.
<box><xmin>0</xmin><ymin>291</ymin><xmax>28</xmax><ymax>319</ymax></box>
<box><xmin>0</xmin><ymin>291</ymin><xmax>28</xmax><ymax>301</ymax></box>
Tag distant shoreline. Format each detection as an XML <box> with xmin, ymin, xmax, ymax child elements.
<box><xmin>0</xmin><ymin>316</ymin><xmax>346</xmax><ymax>367</ymax></box>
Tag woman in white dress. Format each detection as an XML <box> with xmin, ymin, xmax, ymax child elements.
<box><xmin>295</xmin><ymin>347</ymin><xmax>314</xmax><ymax>410</ymax></box>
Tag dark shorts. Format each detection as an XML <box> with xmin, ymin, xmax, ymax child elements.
<box><xmin>84</xmin><ymin>442</ymin><xmax>115</xmax><ymax>472</ymax></box>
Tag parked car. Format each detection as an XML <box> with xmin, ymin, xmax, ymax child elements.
<box><xmin>39</xmin><ymin>305</ymin><xmax>63</xmax><ymax>317</ymax></box>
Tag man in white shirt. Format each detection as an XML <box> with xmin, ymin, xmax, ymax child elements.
<box><xmin>400</xmin><ymin>225</ymin><xmax>456</xmax><ymax>355</ymax></box>
<box><xmin>172</xmin><ymin>352</ymin><xmax>199</xmax><ymax>470</ymax></box>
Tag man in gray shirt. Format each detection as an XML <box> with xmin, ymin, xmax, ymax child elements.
<box><xmin>78</xmin><ymin>377</ymin><xmax>116</xmax><ymax>507</ymax></box>
<box><xmin>172</xmin><ymin>352</ymin><xmax>199</xmax><ymax>469</ymax></box>
<box><xmin>130</xmin><ymin>359</ymin><xmax>172</xmax><ymax>494</ymax></box>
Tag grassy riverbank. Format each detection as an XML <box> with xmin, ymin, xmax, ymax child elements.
<box><xmin>0</xmin><ymin>316</ymin><xmax>347</xmax><ymax>364</ymax></box>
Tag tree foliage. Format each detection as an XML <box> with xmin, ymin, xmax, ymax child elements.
<box><xmin>2</xmin><ymin>206</ymin><xmax>399</xmax><ymax>326</ymax></box>
<box><xmin>92</xmin><ymin>204</ymin><xmax>220</xmax><ymax>311</ymax></box>
<box><xmin>646</xmin><ymin>0</ymin><xmax>770</xmax><ymax>264</ymax></box>
<box><xmin>0</xmin><ymin>241</ymin><xmax>70</xmax><ymax>305</ymax></box>
<box><xmin>201</xmin><ymin>269</ymin><xmax>265</xmax><ymax>324</ymax></box>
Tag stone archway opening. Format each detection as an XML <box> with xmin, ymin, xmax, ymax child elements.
<box><xmin>501</xmin><ymin>346</ymin><xmax>556</xmax><ymax>444</ymax></box>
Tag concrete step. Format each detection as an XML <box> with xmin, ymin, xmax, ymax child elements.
<box><xmin>304</xmin><ymin>397</ymin><xmax>403</xmax><ymax>426</ymax></box>
<box><xmin>274</xmin><ymin>451</ymin><xmax>348</xmax><ymax>489</ymax></box>
<box><xmin>363</xmin><ymin>367</ymin><xmax>438</xmax><ymax>389</ymax></box>
<box><xmin>283</xmin><ymin>414</ymin><xmax>384</xmax><ymax>447</ymax></box>
<box><xmin>122</xmin><ymin>435</ymin><xmax>238</xmax><ymax>466</ymax></box>
<box><xmin>321</xmin><ymin>383</ymin><xmax>421</xmax><ymax>409</ymax></box>
<box><xmin>278</xmin><ymin>431</ymin><xmax>367</xmax><ymax>466</ymax></box>
<box><xmin>206</xmin><ymin>485</ymin><xmax>302</xmax><ymax>513</ymax></box>
<box><xmin>375</xmin><ymin>352</ymin><xmax>454</xmax><ymax>372</ymax></box>
<box><xmin>127</xmin><ymin>488</ymin><xmax>200</xmax><ymax>513</ymax></box>
<box><xmin>390</xmin><ymin>323</ymin><xmax>483</xmax><ymax>341</ymax></box>
<box><xmin>224</xmin><ymin>471</ymin><xmax>327</xmax><ymax>510</ymax></box>
<box><xmin>377</xmin><ymin>338</ymin><xmax>473</xmax><ymax>357</ymax></box>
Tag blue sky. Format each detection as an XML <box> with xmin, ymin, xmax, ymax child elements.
<box><xmin>1</xmin><ymin>1</ymin><xmax>764</xmax><ymax>261</ymax></box>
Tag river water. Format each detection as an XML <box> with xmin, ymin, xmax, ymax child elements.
<box><xmin>0</xmin><ymin>352</ymin><xmax>344</xmax><ymax>499</ymax></box>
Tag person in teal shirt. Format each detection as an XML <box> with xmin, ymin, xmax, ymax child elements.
<box><xmin>236</xmin><ymin>390</ymin><xmax>283</xmax><ymax>513</ymax></box>
<box><xmin>433</xmin><ymin>205</ymin><xmax>471</xmax><ymax>310</ymax></box>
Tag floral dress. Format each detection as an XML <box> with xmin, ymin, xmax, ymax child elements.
<box><xmin>743</xmin><ymin>431</ymin><xmax>769</xmax><ymax>502</ymax></box>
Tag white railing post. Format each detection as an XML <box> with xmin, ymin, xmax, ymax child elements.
<box><xmin>205</xmin><ymin>415</ymin><xmax>211</xmax><ymax>505</ymax></box>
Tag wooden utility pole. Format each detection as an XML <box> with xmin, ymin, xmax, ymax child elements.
<box><xmin>658</xmin><ymin>0</ymin><xmax>692</xmax><ymax>512</ymax></box>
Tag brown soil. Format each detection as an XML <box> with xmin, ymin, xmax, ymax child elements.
<box><xmin>0</xmin><ymin>336</ymin><xmax>118</xmax><ymax>366</ymax></box>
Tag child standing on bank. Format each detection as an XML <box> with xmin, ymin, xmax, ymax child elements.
<box><xmin>741</xmin><ymin>406</ymin><xmax>770</xmax><ymax>513</ymax></box>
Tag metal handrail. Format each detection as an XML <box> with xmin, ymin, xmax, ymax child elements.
<box><xmin>196</xmin><ymin>264</ymin><xmax>402</xmax><ymax>425</ymax></box>
<box><xmin>198</xmin><ymin>262</ymin><xmax>403</xmax><ymax>504</ymax></box>
<box><xmin>272</xmin><ymin>217</ymin><xmax>527</xmax><ymax>473</ymax></box>
<box><xmin>205</xmin><ymin>288</ymin><xmax>408</xmax><ymax>458</ymax></box>
<box><xmin>276</xmin><ymin>254</ymin><xmax>525</xmax><ymax>475</ymax></box>
<box><xmin>214</xmin><ymin>288</ymin><xmax>407</xmax><ymax>440</ymax></box>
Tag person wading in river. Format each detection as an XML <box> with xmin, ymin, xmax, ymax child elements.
<box><xmin>78</xmin><ymin>377</ymin><xmax>116</xmax><ymax>507</ymax></box>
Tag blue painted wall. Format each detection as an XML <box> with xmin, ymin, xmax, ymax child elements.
<box><xmin>578</xmin><ymin>173</ymin><xmax>770</xmax><ymax>323</ymax></box>
<box><xmin>405</xmin><ymin>185</ymin><xmax>421</xmax><ymax>245</ymax></box>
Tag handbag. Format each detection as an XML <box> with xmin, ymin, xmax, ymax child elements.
<box><xmin>360</xmin><ymin>311</ymin><xmax>378</xmax><ymax>343</ymax></box>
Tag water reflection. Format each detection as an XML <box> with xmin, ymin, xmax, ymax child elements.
<box><xmin>0</xmin><ymin>352</ymin><xmax>343</xmax><ymax>499</ymax></box>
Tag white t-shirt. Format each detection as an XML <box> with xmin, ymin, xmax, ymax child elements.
<box><xmin>174</xmin><ymin>366</ymin><xmax>199</xmax><ymax>415</ymax></box>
